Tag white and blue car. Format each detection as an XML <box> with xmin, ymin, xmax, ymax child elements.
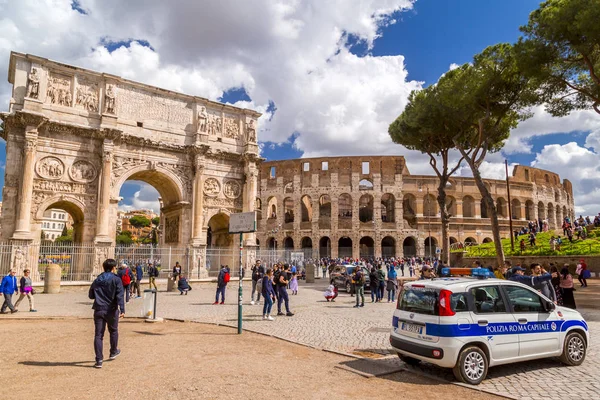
<box><xmin>390</xmin><ymin>275</ymin><xmax>589</xmax><ymax>385</ymax></box>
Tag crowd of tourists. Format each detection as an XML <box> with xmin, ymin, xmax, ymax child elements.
<box><xmin>515</xmin><ymin>215</ymin><xmax>600</xmax><ymax>251</ymax></box>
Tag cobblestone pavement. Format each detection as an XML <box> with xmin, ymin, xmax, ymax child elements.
<box><xmin>4</xmin><ymin>279</ymin><xmax>599</xmax><ymax>400</ymax></box>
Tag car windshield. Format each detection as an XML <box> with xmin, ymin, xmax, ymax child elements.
<box><xmin>398</xmin><ymin>286</ymin><xmax>439</xmax><ymax>316</ymax></box>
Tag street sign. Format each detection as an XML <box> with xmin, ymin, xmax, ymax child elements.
<box><xmin>435</xmin><ymin>247</ymin><xmax>441</xmax><ymax>254</ymax></box>
<box><xmin>229</xmin><ymin>211</ymin><xmax>256</xmax><ymax>234</ymax></box>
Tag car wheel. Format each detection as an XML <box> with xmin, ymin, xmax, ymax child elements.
<box><xmin>398</xmin><ymin>354</ymin><xmax>421</xmax><ymax>366</ymax></box>
<box><xmin>346</xmin><ymin>282</ymin><xmax>352</xmax><ymax>293</ymax></box>
<box><xmin>453</xmin><ymin>346</ymin><xmax>488</xmax><ymax>385</ymax></box>
<box><xmin>560</xmin><ymin>331</ymin><xmax>586</xmax><ymax>366</ymax></box>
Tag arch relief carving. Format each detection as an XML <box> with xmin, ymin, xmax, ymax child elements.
<box><xmin>204</xmin><ymin>178</ymin><xmax>221</xmax><ymax>197</ymax></box>
<box><xmin>223</xmin><ymin>180</ymin><xmax>241</xmax><ymax>199</ymax></box>
<box><xmin>36</xmin><ymin>156</ymin><xmax>65</xmax><ymax>180</ymax></box>
<box><xmin>69</xmin><ymin>160</ymin><xmax>97</xmax><ymax>182</ymax></box>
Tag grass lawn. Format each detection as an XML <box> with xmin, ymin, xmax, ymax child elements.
<box><xmin>453</xmin><ymin>229</ymin><xmax>600</xmax><ymax>257</ymax></box>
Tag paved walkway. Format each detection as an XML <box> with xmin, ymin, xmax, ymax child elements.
<box><xmin>4</xmin><ymin>279</ymin><xmax>599</xmax><ymax>400</ymax></box>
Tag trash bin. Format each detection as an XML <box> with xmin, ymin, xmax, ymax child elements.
<box><xmin>142</xmin><ymin>289</ymin><xmax>157</xmax><ymax>319</ymax></box>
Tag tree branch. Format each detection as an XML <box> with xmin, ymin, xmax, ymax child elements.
<box><xmin>582</xmin><ymin>53</ymin><xmax>600</xmax><ymax>86</ymax></box>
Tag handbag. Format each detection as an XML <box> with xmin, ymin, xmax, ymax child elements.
<box><xmin>31</xmin><ymin>288</ymin><xmax>36</xmax><ymax>295</ymax></box>
<box><xmin>582</xmin><ymin>270</ymin><xmax>591</xmax><ymax>279</ymax></box>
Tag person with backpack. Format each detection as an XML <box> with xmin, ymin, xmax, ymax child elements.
<box><xmin>250</xmin><ymin>259</ymin><xmax>265</xmax><ymax>305</ymax></box>
<box><xmin>369</xmin><ymin>267</ymin><xmax>379</xmax><ymax>302</ymax></box>
<box><xmin>352</xmin><ymin>267</ymin><xmax>365</xmax><ymax>308</ymax></box>
<box><xmin>261</xmin><ymin>268</ymin><xmax>277</xmax><ymax>320</ymax></box>
<box><xmin>117</xmin><ymin>263</ymin><xmax>134</xmax><ymax>303</ymax></box>
<box><xmin>276</xmin><ymin>265</ymin><xmax>294</xmax><ymax>316</ymax></box>
<box><xmin>147</xmin><ymin>263</ymin><xmax>158</xmax><ymax>290</ymax></box>
<box><xmin>386</xmin><ymin>264</ymin><xmax>398</xmax><ymax>303</ymax></box>
<box><xmin>214</xmin><ymin>265</ymin><xmax>230</xmax><ymax>304</ymax></box>
<box><xmin>376</xmin><ymin>265</ymin><xmax>386</xmax><ymax>302</ymax></box>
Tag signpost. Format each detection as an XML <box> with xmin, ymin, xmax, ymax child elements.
<box><xmin>229</xmin><ymin>211</ymin><xmax>257</xmax><ymax>334</ymax></box>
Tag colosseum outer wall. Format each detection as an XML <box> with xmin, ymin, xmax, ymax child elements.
<box><xmin>255</xmin><ymin>156</ymin><xmax>574</xmax><ymax>260</ymax></box>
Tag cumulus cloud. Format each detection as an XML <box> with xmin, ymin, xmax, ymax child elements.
<box><xmin>118</xmin><ymin>182</ymin><xmax>160</xmax><ymax>213</ymax></box>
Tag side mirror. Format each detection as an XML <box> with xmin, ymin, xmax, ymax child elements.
<box><xmin>545</xmin><ymin>300</ymin><xmax>556</xmax><ymax>312</ymax></box>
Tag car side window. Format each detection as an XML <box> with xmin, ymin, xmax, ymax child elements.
<box><xmin>469</xmin><ymin>286</ymin><xmax>506</xmax><ymax>314</ymax></box>
<box><xmin>504</xmin><ymin>285</ymin><xmax>545</xmax><ymax>313</ymax></box>
<box><xmin>451</xmin><ymin>293</ymin><xmax>468</xmax><ymax>313</ymax></box>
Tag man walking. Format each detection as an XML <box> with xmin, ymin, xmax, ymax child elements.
<box><xmin>251</xmin><ymin>259</ymin><xmax>265</xmax><ymax>305</ymax></box>
<box><xmin>0</xmin><ymin>268</ymin><xmax>19</xmax><ymax>314</ymax></box>
<box><xmin>134</xmin><ymin>263</ymin><xmax>143</xmax><ymax>298</ymax></box>
<box><xmin>148</xmin><ymin>263</ymin><xmax>158</xmax><ymax>290</ymax></box>
<box><xmin>89</xmin><ymin>259</ymin><xmax>125</xmax><ymax>369</ymax></box>
<box><xmin>214</xmin><ymin>265</ymin><xmax>230</xmax><ymax>304</ymax></box>
<box><xmin>276</xmin><ymin>265</ymin><xmax>294</xmax><ymax>316</ymax></box>
<box><xmin>353</xmin><ymin>267</ymin><xmax>365</xmax><ymax>308</ymax></box>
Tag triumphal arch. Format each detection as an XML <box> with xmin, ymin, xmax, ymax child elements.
<box><xmin>0</xmin><ymin>52</ymin><xmax>260</xmax><ymax>278</ymax></box>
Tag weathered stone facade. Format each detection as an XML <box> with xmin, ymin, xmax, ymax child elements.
<box><xmin>1</xmin><ymin>52</ymin><xmax>260</xmax><ymax>277</ymax></box>
<box><xmin>256</xmin><ymin>157</ymin><xmax>574</xmax><ymax>259</ymax></box>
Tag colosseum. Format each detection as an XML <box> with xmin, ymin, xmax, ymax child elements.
<box><xmin>255</xmin><ymin>156</ymin><xmax>574</xmax><ymax>260</ymax></box>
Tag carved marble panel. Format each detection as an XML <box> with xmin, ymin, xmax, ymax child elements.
<box><xmin>75</xmin><ymin>77</ymin><xmax>99</xmax><ymax>113</ymax></box>
<box><xmin>36</xmin><ymin>156</ymin><xmax>65</xmax><ymax>180</ymax></box>
<box><xmin>207</xmin><ymin>110</ymin><xmax>222</xmax><ymax>136</ymax></box>
<box><xmin>223</xmin><ymin>114</ymin><xmax>240</xmax><ymax>139</ymax></box>
<box><xmin>204</xmin><ymin>178</ymin><xmax>221</xmax><ymax>197</ymax></box>
<box><xmin>223</xmin><ymin>180</ymin><xmax>242</xmax><ymax>199</ymax></box>
<box><xmin>165</xmin><ymin>216</ymin><xmax>180</xmax><ymax>243</ymax></box>
<box><xmin>115</xmin><ymin>84</ymin><xmax>192</xmax><ymax>127</ymax></box>
<box><xmin>69</xmin><ymin>160</ymin><xmax>97</xmax><ymax>183</ymax></box>
<box><xmin>46</xmin><ymin>72</ymin><xmax>72</xmax><ymax>107</ymax></box>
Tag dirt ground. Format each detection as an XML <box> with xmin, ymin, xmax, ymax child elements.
<box><xmin>0</xmin><ymin>319</ymin><xmax>503</xmax><ymax>400</ymax></box>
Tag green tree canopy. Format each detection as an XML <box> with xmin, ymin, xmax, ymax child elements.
<box><xmin>116</xmin><ymin>232</ymin><xmax>134</xmax><ymax>245</ymax></box>
<box><xmin>516</xmin><ymin>0</ymin><xmax>600</xmax><ymax>115</ymax></box>
<box><xmin>55</xmin><ymin>228</ymin><xmax>74</xmax><ymax>243</ymax></box>
<box><xmin>152</xmin><ymin>217</ymin><xmax>160</xmax><ymax>226</ymax></box>
<box><xmin>389</xmin><ymin>85</ymin><xmax>466</xmax><ymax>263</ymax></box>
<box><xmin>129</xmin><ymin>215</ymin><xmax>151</xmax><ymax>229</ymax></box>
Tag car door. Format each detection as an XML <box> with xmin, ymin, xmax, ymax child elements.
<box><xmin>468</xmin><ymin>284</ymin><xmax>519</xmax><ymax>362</ymax></box>
<box><xmin>503</xmin><ymin>285</ymin><xmax>560</xmax><ymax>357</ymax></box>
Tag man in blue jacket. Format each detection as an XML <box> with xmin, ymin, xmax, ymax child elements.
<box><xmin>1</xmin><ymin>268</ymin><xmax>19</xmax><ymax>314</ymax></box>
<box><xmin>508</xmin><ymin>266</ymin><xmax>554</xmax><ymax>287</ymax></box>
<box><xmin>89</xmin><ymin>259</ymin><xmax>125</xmax><ymax>369</ymax></box>
<box><xmin>135</xmin><ymin>264</ymin><xmax>143</xmax><ymax>298</ymax></box>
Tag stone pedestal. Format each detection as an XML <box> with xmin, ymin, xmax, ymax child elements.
<box><xmin>44</xmin><ymin>263</ymin><xmax>61</xmax><ymax>294</ymax></box>
<box><xmin>305</xmin><ymin>263</ymin><xmax>315</xmax><ymax>283</ymax></box>
<box><xmin>167</xmin><ymin>276</ymin><xmax>175</xmax><ymax>292</ymax></box>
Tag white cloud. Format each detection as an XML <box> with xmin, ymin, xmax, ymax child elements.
<box><xmin>118</xmin><ymin>182</ymin><xmax>160</xmax><ymax>213</ymax></box>
<box><xmin>532</xmin><ymin>140</ymin><xmax>600</xmax><ymax>216</ymax></box>
<box><xmin>449</xmin><ymin>63</ymin><xmax>460</xmax><ymax>71</ymax></box>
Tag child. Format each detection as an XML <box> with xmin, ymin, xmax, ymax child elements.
<box><xmin>289</xmin><ymin>272</ymin><xmax>298</xmax><ymax>295</ymax></box>
<box><xmin>324</xmin><ymin>284</ymin><xmax>338</xmax><ymax>302</ymax></box>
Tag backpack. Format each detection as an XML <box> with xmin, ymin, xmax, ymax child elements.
<box><xmin>121</xmin><ymin>268</ymin><xmax>131</xmax><ymax>285</ymax></box>
<box><xmin>223</xmin><ymin>271</ymin><xmax>231</xmax><ymax>284</ymax></box>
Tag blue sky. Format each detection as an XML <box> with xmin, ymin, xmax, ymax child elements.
<box><xmin>1</xmin><ymin>0</ymin><xmax>599</xmax><ymax>215</ymax></box>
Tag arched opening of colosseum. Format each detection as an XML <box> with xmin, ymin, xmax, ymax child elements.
<box><xmin>360</xmin><ymin>236</ymin><xmax>375</xmax><ymax>258</ymax></box>
<box><xmin>267</xmin><ymin>237</ymin><xmax>276</xmax><ymax>249</ymax></box>
<box><xmin>359</xmin><ymin>194</ymin><xmax>374</xmax><ymax>223</ymax></box>
<box><xmin>382</xmin><ymin>236</ymin><xmax>396</xmax><ymax>258</ymax></box>
<box><xmin>497</xmin><ymin>197</ymin><xmax>507</xmax><ymax>218</ymax></box>
<box><xmin>483</xmin><ymin>237</ymin><xmax>493</xmax><ymax>243</ymax></box>
<box><xmin>403</xmin><ymin>194</ymin><xmax>417</xmax><ymax>228</ymax></box>
<box><xmin>556</xmin><ymin>207</ymin><xmax>561</xmax><ymax>227</ymax></box>
<box><xmin>480</xmin><ymin>198</ymin><xmax>490</xmax><ymax>219</ymax></box>
<box><xmin>555</xmin><ymin>191</ymin><xmax>560</xmax><ymax>203</ymax></box>
<box><xmin>338</xmin><ymin>237</ymin><xmax>353</xmax><ymax>258</ymax></box>
<box><xmin>423</xmin><ymin>194</ymin><xmax>437</xmax><ymax>217</ymax></box>
<box><xmin>319</xmin><ymin>195</ymin><xmax>331</xmax><ymax>217</ymax></box>
<box><xmin>267</xmin><ymin>197</ymin><xmax>278</xmax><ymax>219</ymax></box>
<box><xmin>320</xmin><ymin>237</ymin><xmax>331</xmax><ymax>258</ymax></box>
<box><xmin>301</xmin><ymin>237</ymin><xmax>312</xmax><ymax>251</ymax></box>
<box><xmin>465</xmin><ymin>237</ymin><xmax>477</xmax><ymax>245</ymax></box>
<box><xmin>359</xmin><ymin>179</ymin><xmax>374</xmax><ymax>190</ymax></box>
<box><xmin>511</xmin><ymin>199</ymin><xmax>522</xmax><ymax>220</ymax></box>
<box><xmin>547</xmin><ymin>203</ymin><xmax>555</xmax><ymax>228</ymax></box>
<box><xmin>283</xmin><ymin>236</ymin><xmax>294</xmax><ymax>250</ymax></box>
<box><xmin>544</xmin><ymin>174</ymin><xmax>549</xmax><ymax>183</ymax></box>
<box><xmin>338</xmin><ymin>193</ymin><xmax>353</xmax><ymax>227</ymax></box>
<box><xmin>562</xmin><ymin>206</ymin><xmax>567</xmax><ymax>221</ymax></box>
<box><xmin>403</xmin><ymin>237</ymin><xmax>416</xmax><ymax>257</ymax></box>
<box><xmin>449</xmin><ymin>237</ymin><xmax>458</xmax><ymax>245</ymax></box>
<box><xmin>255</xmin><ymin>198</ymin><xmax>262</xmax><ymax>220</ymax></box>
<box><xmin>538</xmin><ymin>201</ymin><xmax>546</xmax><ymax>220</ymax></box>
<box><xmin>381</xmin><ymin>194</ymin><xmax>395</xmax><ymax>222</ymax></box>
<box><xmin>462</xmin><ymin>196</ymin><xmax>475</xmax><ymax>218</ymax></box>
<box><xmin>283</xmin><ymin>197</ymin><xmax>294</xmax><ymax>225</ymax></box>
<box><xmin>301</xmin><ymin>195</ymin><xmax>312</xmax><ymax>223</ymax></box>
<box><xmin>445</xmin><ymin>196</ymin><xmax>457</xmax><ymax>217</ymax></box>
<box><xmin>525</xmin><ymin>200</ymin><xmax>534</xmax><ymax>220</ymax></box>
<box><xmin>424</xmin><ymin>237</ymin><xmax>438</xmax><ymax>258</ymax></box>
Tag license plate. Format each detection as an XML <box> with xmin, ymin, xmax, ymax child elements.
<box><xmin>401</xmin><ymin>322</ymin><xmax>423</xmax><ymax>334</ymax></box>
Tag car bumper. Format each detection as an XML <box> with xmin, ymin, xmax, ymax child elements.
<box><xmin>390</xmin><ymin>333</ymin><xmax>458</xmax><ymax>368</ymax></box>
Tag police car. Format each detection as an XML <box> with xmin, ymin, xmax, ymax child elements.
<box><xmin>390</xmin><ymin>268</ymin><xmax>589</xmax><ymax>385</ymax></box>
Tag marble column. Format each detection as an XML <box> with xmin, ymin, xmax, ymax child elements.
<box><xmin>95</xmin><ymin>139</ymin><xmax>113</xmax><ymax>242</ymax></box>
<box><xmin>243</xmin><ymin>161</ymin><xmax>258</xmax><ymax>246</ymax></box>
<box><xmin>12</xmin><ymin>130</ymin><xmax>38</xmax><ymax>239</ymax></box>
<box><xmin>192</xmin><ymin>159</ymin><xmax>205</xmax><ymax>244</ymax></box>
